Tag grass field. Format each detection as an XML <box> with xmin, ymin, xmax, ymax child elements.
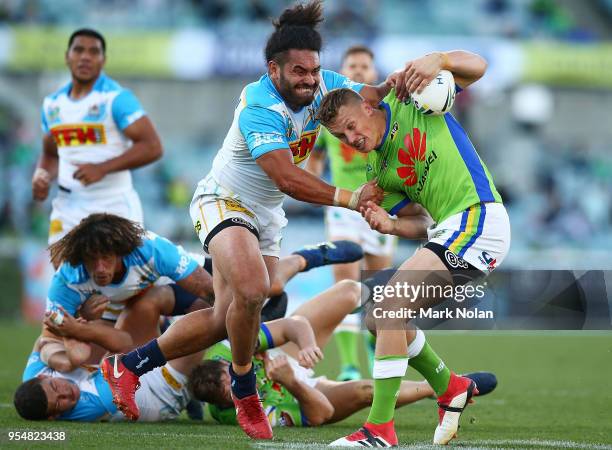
<box><xmin>1</xmin><ymin>322</ymin><xmax>611</xmax><ymax>449</ymax></box>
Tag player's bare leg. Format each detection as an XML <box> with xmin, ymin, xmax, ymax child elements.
<box><xmin>279</xmin><ymin>279</ymin><xmax>361</xmax><ymax>360</ymax></box>
<box><xmin>269</xmin><ymin>254</ymin><xmax>305</xmax><ymax>297</ymax></box>
<box><xmin>208</xmin><ymin>226</ymin><xmax>274</xmax><ymax>440</ymax></box>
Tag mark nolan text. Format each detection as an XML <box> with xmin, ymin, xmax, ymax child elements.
<box><xmin>372</xmin><ymin>307</ymin><xmax>494</xmax><ymax>320</ymax></box>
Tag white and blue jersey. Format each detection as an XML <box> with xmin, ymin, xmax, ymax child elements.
<box><xmin>46</xmin><ymin>232</ymin><xmax>199</xmax><ymax>321</ymax></box>
<box><xmin>41</xmin><ymin>72</ymin><xmax>145</xmax><ymax>197</ymax></box>
<box><xmin>207</xmin><ymin>70</ymin><xmax>363</xmax><ymax>210</ymax></box>
<box><xmin>23</xmin><ymin>352</ymin><xmax>117</xmax><ymax>421</ymax></box>
<box><xmin>23</xmin><ymin>351</ymin><xmax>191</xmax><ymax>422</ymax></box>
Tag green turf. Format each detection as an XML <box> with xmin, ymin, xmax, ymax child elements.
<box><xmin>1</xmin><ymin>322</ymin><xmax>611</xmax><ymax>449</ymax></box>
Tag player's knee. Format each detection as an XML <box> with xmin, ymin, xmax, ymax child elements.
<box><xmin>306</xmin><ymin>403</ymin><xmax>334</xmax><ymax>426</ymax></box>
<box><xmin>337</xmin><ymin>279</ymin><xmax>361</xmax><ymax>310</ymax></box>
<box><xmin>234</xmin><ymin>280</ymin><xmax>269</xmax><ymax>312</ymax></box>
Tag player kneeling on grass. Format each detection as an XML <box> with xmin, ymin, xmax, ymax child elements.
<box><xmin>32</xmin><ymin>213</ymin><xmax>215</xmax><ymax>373</ymax></box>
<box><xmin>190</xmin><ymin>279</ymin><xmax>497</xmax><ymax>427</ymax></box>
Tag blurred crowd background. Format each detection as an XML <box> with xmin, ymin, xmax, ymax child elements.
<box><xmin>0</xmin><ymin>0</ymin><xmax>611</xmax><ymax>319</ymax></box>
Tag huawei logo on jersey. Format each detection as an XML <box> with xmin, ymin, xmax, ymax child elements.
<box><xmin>51</xmin><ymin>123</ymin><xmax>107</xmax><ymax>147</ymax></box>
<box><xmin>397</xmin><ymin>128</ymin><xmax>427</xmax><ymax>186</ymax></box>
<box><xmin>289</xmin><ymin>128</ymin><xmax>318</xmax><ymax>164</ymax></box>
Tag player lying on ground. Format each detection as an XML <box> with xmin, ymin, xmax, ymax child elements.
<box><xmin>193</xmin><ymin>278</ymin><xmax>497</xmax><ymax>427</ymax></box>
<box><xmin>316</xmin><ymin>50</ymin><xmax>510</xmax><ymax>446</ymax></box>
<box><xmin>14</xmin><ymin>278</ymin><xmax>496</xmax><ymax>424</ymax></box>
<box><xmin>100</xmin><ymin>1</ymin><xmax>427</xmax><ymax>439</ymax></box>
<box><xmin>14</xmin><ymin>297</ymin><xmax>316</xmax><ymax>422</ymax></box>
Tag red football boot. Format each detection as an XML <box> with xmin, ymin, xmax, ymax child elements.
<box><xmin>434</xmin><ymin>373</ymin><xmax>478</xmax><ymax>445</ymax></box>
<box><xmin>232</xmin><ymin>393</ymin><xmax>273</xmax><ymax>440</ymax></box>
<box><xmin>101</xmin><ymin>354</ymin><xmax>141</xmax><ymax>421</ymax></box>
<box><xmin>329</xmin><ymin>420</ymin><xmax>398</xmax><ymax>447</ymax></box>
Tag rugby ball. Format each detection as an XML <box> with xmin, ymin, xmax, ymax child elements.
<box><xmin>410</xmin><ymin>70</ymin><xmax>455</xmax><ymax>116</ymax></box>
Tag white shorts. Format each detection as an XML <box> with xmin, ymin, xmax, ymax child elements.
<box><xmin>325</xmin><ymin>207</ymin><xmax>396</xmax><ymax>257</ymax></box>
<box><xmin>48</xmin><ymin>189</ymin><xmax>143</xmax><ymax>245</ymax></box>
<box><xmin>427</xmin><ymin>202</ymin><xmax>510</xmax><ymax>274</ymax></box>
<box><xmin>189</xmin><ymin>174</ymin><xmax>287</xmax><ymax>258</ymax></box>
<box><xmin>267</xmin><ymin>348</ymin><xmax>325</xmax><ymax>389</ymax></box>
<box><xmin>134</xmin><ymin>363</ymin><xmax>191</xmax><ymax>422</ymax></box>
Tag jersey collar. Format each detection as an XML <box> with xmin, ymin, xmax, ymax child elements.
<box><xmin>375</xmin><ymin>101</ymin><xmax>392</xmax><ymax>151</ymax></box>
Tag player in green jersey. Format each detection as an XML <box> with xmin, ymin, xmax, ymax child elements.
<box><xmin>308</xmin><ymin>46</ymin><xmax>396</xmax><ymax>382</ymax></box>
<box><xmin>317</xmin><ymin>50</ymin><xmax>511</xmax><ymax>446</ymax></box>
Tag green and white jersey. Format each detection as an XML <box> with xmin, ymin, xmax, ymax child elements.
<box><xmin>205</xmin><ymin>324</ymin><xmax>306</xmax><ymax>427</ymax></box>
<box><xmin>317</xmin><ymin>127</ymin><xmax>368</xmax><ymax>191</ymax></box>
<box><xmin>367</xmin><ymin>89</ymin><xmax>502</xmax><ymax>224</ymax></box>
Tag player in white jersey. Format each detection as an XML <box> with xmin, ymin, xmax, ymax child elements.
<box><xmin>31</xmin><ymin>28</ymin><xmax>163</xmax><ymax>258</ymax></box>
<box><xmin>101</xmin><ymin>2</ymin><xmax>424</xmax><ymax>439</ymax></box>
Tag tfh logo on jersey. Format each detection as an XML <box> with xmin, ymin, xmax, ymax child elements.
<box><xmin>50</xmin><ymin>123</ymin><xmax>107</xmax><ymax>147</ymax></box>
<box><xmin>289</xmin><ymin>128</ymin><xmax>318</xmax><ymax>164</ymax></box>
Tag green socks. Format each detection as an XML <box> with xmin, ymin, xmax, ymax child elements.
<box><xmin>408</xmin><ymin>341</ymin><xmax>451</xmax><ymax>396</ymax></box>
<box><xmin>367</xmin><ymin>356</ymin><xmax>408</xmax><ymax>424</ymax></box>
<box><xmin>335</xmin><ymin>330</ymin><xmax>360</xmax><ymax>369</ymax></box>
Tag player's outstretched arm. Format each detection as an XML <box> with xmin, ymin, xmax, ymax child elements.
<box><xmin>262</xmin><ymin>315</ymin><xmax>323</xmax><ymax>369</ymax></box>
<box><xmin>73</xmin><ymin>116</ymin><xmax>163</xmax><ymax>185</ymax></box>
<box><xmin>362</xmin><ymin>201</ymin><xmax>433</xmax><ymax>239</ymax></box>
<box><xmin>257</xmin><ymin>149</ymin><xmax>383</xmax><ymax>210</ymax></box>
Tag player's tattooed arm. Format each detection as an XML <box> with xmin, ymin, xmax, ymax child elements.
<box><xmin>74</xmin><ymin>116</ymin><xmax>163</xmax><ymax>185</ymax></box>
<box><xmin>175</xmin><ymin>266</ymin><xmax>215</xmax><ymax>304</ymax></box>
<box><xmin>32</xmin><ymin>133</ymin><xmax>58</xmax><ymax>201</ymax></box>
<box><xmin>257</xmin><ymin>149</ymin><xmax>383</xmax><ymax>209</ymax></box>
<box><xmin>362</xmin><ymin>201</ymin><xmax>433</xmax><ymax>239</ymax></box>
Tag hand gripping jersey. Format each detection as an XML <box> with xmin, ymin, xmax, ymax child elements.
<box><xmin>208</xmin><ymin>71</ymin><xmax>363</xmax><ymax>210</ymax></box>
<box><xmin>41</xmin><ymin>72</ymin><xmax>146</xmax><ymax>197</ymax></box>
<box><xmin>367</xmin><ymin>89</ymin><xmax>502</xmax><ymax>224</ymax></box>
<box><xmin>46</xmin><ymin>232</ymin><xmax>198</xmax><ymax>319</ymax></box>
<box><xmin>316</xmin><ymin>127</ymin><xmax>368</xmax><ymax>191</ymax></box>
<box><xmin>206</xmin><ymin>324</ymin><xmax>308</xmax><ymax>427</ymax></box>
